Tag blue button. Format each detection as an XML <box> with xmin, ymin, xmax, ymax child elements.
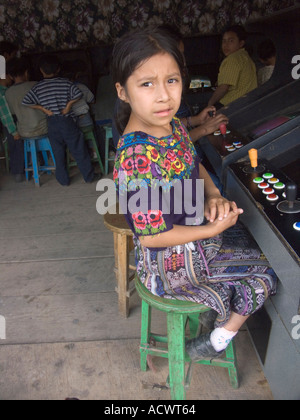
<box><xmin>293</xmin><ymin>222</ymin><xmax>300</xmax><ymax>231</ymax></box>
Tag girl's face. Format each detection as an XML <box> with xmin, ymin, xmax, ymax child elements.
<box><xmin>116</xmin><ymin>52</ymin><xmax>182</xmax><ymax>137</ymax></box>
<box><xmin>222</xmin><ymin>31</ymin><xmax>245</xmax><ymax>57</ymax></box>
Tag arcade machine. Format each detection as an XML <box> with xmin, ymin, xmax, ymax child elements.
<box><xmin>199</xmin><ymin>8</ymin><xmax>300</xmax><ymax>399</ymax></box>
<box><xmin>199</xmin><ymin>80</ymin><xmax>300</xmax><ymax>183</ymax></box>
<box><xmin>226</xmin><ymin>138</ymin><xmax>300</xmax><ymax>400</ymax></box>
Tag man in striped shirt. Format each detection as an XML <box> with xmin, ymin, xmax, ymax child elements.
<box><xmin>22</xmin><ymin>54</ymin><xmax>97</xmax><ymax>186</ymax></box>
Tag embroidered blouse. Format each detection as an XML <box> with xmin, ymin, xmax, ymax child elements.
<box><xmin>113</xmin><ymin>117</ymin><xmax>203</xmax><ymax>247</ymax></box>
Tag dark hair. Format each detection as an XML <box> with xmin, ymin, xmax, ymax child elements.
<box><xmin>112</xmin><ymin>27</ymin><xmax>185</xmax><ymax>133</ymax></box>
<box><xmin>6</xmin><ymin>56</ymin><xmax>30</xmax><ymax>78</ymax></box>
<box><xmin>38</xmin><ymin>54</ymin><xmax>60</xmax><ymax>75</ymax></box>
<box><xmin>0</xmin><ymin>41</ymin><xmax>18</xmax><ymax>56</ymax></box>
<box><xmin>223</xmin><ymin>25</ymin><xmax>247</xmax><ymax>41</ymax></box>
<box><xmin>158</xmin><ymin>24</ymin><xmax>183</xmax><ymax>45</ymax></box>
<box><xmin>257</xmin><ymin>39</ymin><xmax>276</xmax><ymax>61</ymax></box>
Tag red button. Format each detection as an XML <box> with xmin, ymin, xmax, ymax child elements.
<box><xmin>266</xmin><ymin>194</ymin><xmax>279</xmax><ymax>201</ymax></box>
<box><xmin>258</xmin><ymin>182</ymin><xmax>269</xmax><ymax>189</ymax></box>
<box><xmin>263</xmin><ymin>188</ymin><xmax>274</xmax><ymax>194</ymax></box>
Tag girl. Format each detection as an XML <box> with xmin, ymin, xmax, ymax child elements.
<box><xmin>112</xmin><ymin>27</ymin><xmax>277</xmax><ymax>360</ymax></box>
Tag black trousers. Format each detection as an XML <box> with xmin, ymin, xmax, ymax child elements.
<box><xmin>47</xmin><ymin>115</ymin><xmax>94</xmax><ymax>185</ymax></box>
<box><xmin>5</xmin><ymin>128</ymin><xmax>24</xmax><ymax>175</ymax></box>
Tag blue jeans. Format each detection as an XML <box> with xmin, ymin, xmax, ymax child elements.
<box><xmin>47</xmin><ymin>115</ymin><xmax>94</xmax><ymax>185</ymax></box>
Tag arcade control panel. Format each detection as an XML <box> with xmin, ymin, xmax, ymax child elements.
<box><xmin>208</xmin><ymin>124</ymin><xmax>247</xmax><ymax>156</ymax></box>
<box><xmin>227</xmin><ymin>149</ymin><xmax>300</xmax><ymax>262</ymax></box>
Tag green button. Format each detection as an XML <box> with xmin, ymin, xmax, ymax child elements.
<box><xmin>253</xmin><ymin>177</ymin><xmax>263</xmax><ymax>183</ymax></box>
<box><xmin>274</xmin><ymin>182</ymin><xmax>285</xmax><ymax>189</ymax></box>
<box><xmin>263</xmin><ymin>172</ymin><xmax>274</xmax><ymax>179</ymax></box>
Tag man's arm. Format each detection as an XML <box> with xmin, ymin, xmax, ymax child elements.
<box><xmin>208</xmin><ymin>84</ymin><xmax>229</xmax><ymax>106</ymax></box>
<box><xmin>25</xmin><ymin>103</ymin><xmax>54</xmax><ymax>116</ymax></box>
<box><xmin>61</xmin><ymin>98</ymin><xmax>80</xmax><ymax>115</ymax></box>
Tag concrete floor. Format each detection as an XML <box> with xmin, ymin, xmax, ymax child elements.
<box><xmin>0</xmin><ymin>166</ymin><xmax>273</xmax><ymax>400</ymax></box>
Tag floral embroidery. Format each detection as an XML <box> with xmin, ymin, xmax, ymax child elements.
<box><xmin>132</xmin><ymin>210</ymin><xmax>166</xmax><ymax>235</ymax></box>
<box><xmin>114</xmin><ymin>117</ymin><xmax>197</xmax><ymax>185</ymax></box>
<box><xmin>114</xmin><ymin>117</ymin><xmax>197</xmax><ymax>236</ymax></box>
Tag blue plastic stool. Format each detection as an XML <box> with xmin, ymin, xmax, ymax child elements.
<box><xmin>24</xmin><ymin>136</ymin><xmax>56</xmax><ymax>187</ymax></box>
<box><xmin>96</xmin><ymin>119</ymin><xmax>114</xmax><ymax>175</ymax></box>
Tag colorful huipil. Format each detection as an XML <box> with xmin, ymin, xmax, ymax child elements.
<box><xmin>113</xmin><ymin>117</ymin><xmax>277</xmax><ymax>326</ymax></box>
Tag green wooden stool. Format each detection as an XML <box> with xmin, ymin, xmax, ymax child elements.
<box><xmin>67</xmin><ymin>125</ymin><xmax>104</xmax><ymax>175</ymax></box>
<box><xmin>135</xmin><ymin>276</ymin><xmax>239</xmax><ymax>400</ymax></box>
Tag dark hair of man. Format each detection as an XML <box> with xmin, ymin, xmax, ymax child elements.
<box><xmin>0</xmin><ymin>41</ymin><xmax>18</xmax><ymax>56</ymax></box>
<box><xmin>257</xmin><ymin>39</ymin><xmax>276</xmax><ymax>61</ymax></box>
<box><xmin>38</xmin><ymin>54</ymin><xmax>60</xmax><ymax>75</ymax></box>
<box><xmin>223</xmin><ymin>25</ymin><xmax>247</xmax><ymax>42</ymax></box>
<box><xmin>111</xmin><ymin>26</ymin><xmax>185</xmax><ymax>133</ymax></box>
<box><xmin>6</xmin><ymin>56</ymin><xmax>30</xmax><ymax>78</ymax></box>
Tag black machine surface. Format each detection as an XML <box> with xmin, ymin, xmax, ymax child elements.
<box><xmin>198</xmin><ymin>80</ymin><xmax>300</xmax><ymax>183</ymax></box>
<box><xmin>226</xmin><ymin>139</ymin><xmax>300</xmax><ymax>400</ymax></box>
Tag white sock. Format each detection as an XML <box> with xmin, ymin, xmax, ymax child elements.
<box><xmin>210</xmin><ymin>327</ymin><xmax>238</xmax><ymax>352</ymax></box>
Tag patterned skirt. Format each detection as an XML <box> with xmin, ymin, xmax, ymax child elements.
<box><xmin>135</xmin><ymin>223</ymin><xmax>277</xmax><ymax>327</ymax></box>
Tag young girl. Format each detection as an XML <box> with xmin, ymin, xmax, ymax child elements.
<box><xmin>112</xmin><ymin>27</ymin><xmax>277</xmax><ymax>360</ymax></box>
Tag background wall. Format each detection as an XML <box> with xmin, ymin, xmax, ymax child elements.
<box><xmin>0</xmin><ymin>0</ymin><xmax>296</xmax><ymax>53</ymax></box>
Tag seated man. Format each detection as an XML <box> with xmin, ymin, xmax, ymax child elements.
<box><xmin>22</xmin><ymin>54</ymin><xmax>97</xmax><ymax>186</ymax></box>
<box><xmin>257</xmin><ymin>39</ymin><xmax>276</xmax><ymax>85</ymax></box>
<box><xmin>6</xmin><ymin>57</ymin><xmax>48</xmax><ymax>139</ymax></box>
<box><xmin>208</xmin><ymin>25</ymin><xmax>257</xmax><ymax>108</ymax></box>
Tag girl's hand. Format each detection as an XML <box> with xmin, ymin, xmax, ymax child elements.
<box><xmin>194</xmin><ymin>106</ymin><xmax>216</xmax><ymax>125</ymax></box>
<box><xmin>201</xmin><ymin>113</ymin><xmax>228</xmax><ymax>135</ymax></box>
<box><xmin>204</xmin><ymin>196</ymin><xmax>243</xmax><ymax>223</ymax></box>
<box><xmin>207</xmin><ymin>208</ymin><xmax>243</xmax><ymax>236</ymax></box>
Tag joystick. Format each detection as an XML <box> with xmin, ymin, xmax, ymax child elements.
<box><xmin>277</xmin><ymin>183</ymin><xmax>300</xmax><ymax>214</ymax></box>
<box><xmin>219</xmin><ymin>123</ymin><xmax>227</xmax><ymax>140</ymax></box>
<box><xmin>243</xmin><ymin>148</ymin><xmax>265</xmax><ymax>173</ymax></box>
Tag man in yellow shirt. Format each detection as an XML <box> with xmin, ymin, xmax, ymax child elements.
<box><xmin>208</xmin><ymin>25</ymin><xmax>257</xmax><ymax>108</ymax></box>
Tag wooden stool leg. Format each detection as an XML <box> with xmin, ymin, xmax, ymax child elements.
<box><xmin>117</xmin><ymin>232</ymin><xmax>130</xmax><ymax>318</ymax></box>
<box><xmin>140</xmin><ymin>299</ymin><xmax>151</xmax><ymax>371</ymax></box>
<box><xmin>225</xmin><ymin>340</ymin><xmax>239</xmax><ymax>389</ymax></box>
<box><xmin>167</xmin><ymin>312</ymin><xmax>186</xmax><ymax>400</ymax></box>
<box><xmin>188</xmin><ymin>313</ymin><xmax>200</xmax><ymax>338</ymax></box>
<box><xmin>90</xmin><ymin>133</ymin><xmax>105</xmax><ymax>175</ymax></box>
